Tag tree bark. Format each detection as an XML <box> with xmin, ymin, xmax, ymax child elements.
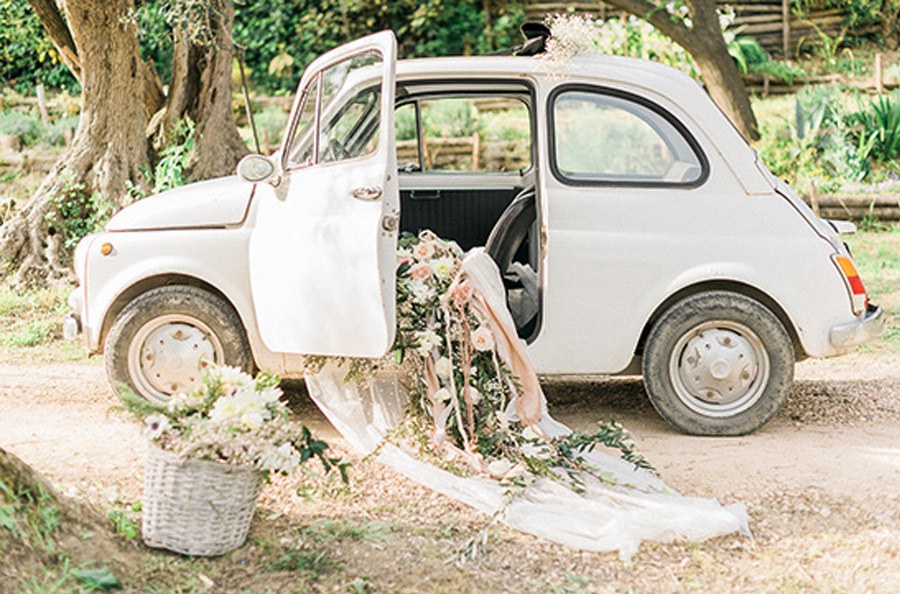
<box><xmin>599</xmin><ymin>0</ymin><xmax>760</xmax><ymax>141</ymax></box>
<box><xmin>0</xmin><ymin>0</ymin><xmax>152</xmax><ymax>286</ymax></box>
<box><xmin>185</xmin><ymin>0</ymin><xmax>248</xmax><ymax>180</ymax></box>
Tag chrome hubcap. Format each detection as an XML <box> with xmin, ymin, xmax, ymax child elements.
<box><xmin>128</xmin><ymin>315</ymin><xmax>223</xmax><ymax>402</ymax></box>
<box><xmin>669</xmin><ymin>321</ymin><xmax>769</xmax><ymax>417</ymax></box>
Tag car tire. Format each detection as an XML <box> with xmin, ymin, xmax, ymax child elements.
<box><xmin>105</xmin><ymin>285</ymin><xmax>253</xmax><ymax>403</ymax></box>
<box><xmin>641</xmin><ymin>291</ymin><xmax>794</xmax><ymax>436</ymax></box>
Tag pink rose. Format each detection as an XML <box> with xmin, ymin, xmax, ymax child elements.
<box><xmin>410</xmin><ymin>262</ymin><xmax>433</xmax><ymax>280</ymax></box>
<box><xmin>471</xmin><ymin>326</ymin><xmax>495</xmax><ymax>352</ymax></box>
<box><xmin>413</xmin><ymin>241</ymin><xmax>435</xmax><ymax>260</ymax></box>
<box><xmin>452</xmin><ymin>281</ymin><xmax>474</xmax><ymax>307</ymax></box>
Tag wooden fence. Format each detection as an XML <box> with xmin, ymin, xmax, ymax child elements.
<box><xmin>525</xmin><ymin>0</ymin><xmax>854</xmax><ymax>56</ymax></box>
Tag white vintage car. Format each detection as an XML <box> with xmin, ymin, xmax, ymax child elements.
<box><xmin>67</xmin><ymin>31</ymin><xmax>883</xmax><ymax>435</ymax></box>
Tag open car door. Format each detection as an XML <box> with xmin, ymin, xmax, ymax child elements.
<box><xmin>249</xmin><ymin>31</ymin><xmax>399</xmax><ymax>357</ymax></box>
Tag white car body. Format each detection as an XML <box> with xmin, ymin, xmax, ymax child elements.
<box><xmin>68</xmin><ymin>31</ymin><xmax>883</xmax><ymax>434</ymax></box>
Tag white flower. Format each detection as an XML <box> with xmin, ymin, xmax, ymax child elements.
<box><xmin>542</xmin><ymin>14</ymin><xmax>599</xmax><ymax>62</ymax></box>
<box><xmin>468</xmin><ymin>387</ymin><xmax>482</xmax><ymax>405</ymax></box>
<box><xmin>415</xmin><ymin>329</ymin><xmax>442</xmax><ymax>356</ymax></box>
<box><xmin>408</xmin><ymin>279</ymin><xmax>434</xmax><ymax>304</ymax></box>
<box><xmin>260</xmin><ymin>442</ymin><xmax>302</xmax><ymax>473</ymax></box>
<box><xmin>435</xmin><ymin>387</ymin><xmax>452</xmax><ymax>402</ymax></box>
<box><xmin>215</xmin><ymin>365</ymin><xmax>253</xmax><ymax>388</ymax></box>
<box><xmin>471</xmin><ymin>326</ymin><xmax>495</xmax><ymax>352</ymax></box>
<box><xmin>413</xmin><ymin>241</ymin><xmax>435</xmax><ymax>261</ymax></box>
<box><xmin>144</xmin><ymin>414</ymin><xmax>172</xmax><ymax>440</ymax></box>
<box><xmin>208</xmin><ymin>386</ymin><xmax>271</xmax><ymax>431</ymax></box>
<box><xmin>429</xmin><ymin>257</ymin><xmax>456</xmax><ymax>280</ymax></box>
<box><xmin>435</xmin><ymin>357</ymin><xmax>452</xmax><ymax>380</ymax></box>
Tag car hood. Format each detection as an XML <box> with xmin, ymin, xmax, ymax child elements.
<box><xmin>106</xmin><ymin>176</ymin><xmax>253</xmax><ymax>231</ymax></box>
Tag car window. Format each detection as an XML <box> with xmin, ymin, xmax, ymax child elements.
<box><xmin>397</xmin><ymin>96</ymin><xmax>531</xmax><ymax>173</ymax></box>
<box><xmin>285</xmin><ymin>77</ymin><xmax>319</xmax><ymax>168</ymax></box>
<box><xmin>285</xmin><ymin>49</ymin><xmax>382</xmax><ymax>168</ymax></box>
<box><xmin>552</xmin><ymin>90</ymin><xmax>704</xmax><ymax>185</ymax></box>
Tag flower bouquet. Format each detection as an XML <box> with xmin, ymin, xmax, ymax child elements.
<box><xmin>119</xmin><ymin>366</ymin><xmax>345</xmax><ymax>556</ymax></box>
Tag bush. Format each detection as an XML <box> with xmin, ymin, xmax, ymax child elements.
<box><xmin>846</xmin><ymin>91</ymin><xmax>900</xmax><ymax>164</ymax></box>
<box><xmin>0</xmin><ymin>0</ymin><xmax>78</xmax><ymax>93</ymax></box>
<box><xmin>0</xmin><ymin>110</ymin><xmax>43</xmax><ymax>146</ymax></box>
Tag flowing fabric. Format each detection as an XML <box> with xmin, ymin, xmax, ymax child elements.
<box><xmin>305</xmin><ymin>249</ymin><xmax>749</xmax><ymax>559</ymax></box>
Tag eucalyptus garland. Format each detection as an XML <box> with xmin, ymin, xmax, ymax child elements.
<box><xmin>304</xmin><ymin>230</ymin><xmax>652</xmax><ymax>495</ymax></box>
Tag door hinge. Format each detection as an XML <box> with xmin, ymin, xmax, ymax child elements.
<box><xmin>381</xmin><ymin>214</ymin><xmax>399</xmax><ymax>233</ymax></box>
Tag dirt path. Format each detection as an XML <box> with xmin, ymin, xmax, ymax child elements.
<box><xmin>1</xmin><ymin>355</ymin><xmax>899</xmax><ymax>592</ymax></box>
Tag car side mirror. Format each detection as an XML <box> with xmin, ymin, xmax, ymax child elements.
<box><xmin>237</xmin><ymin>154</ymin><xmax>279</xmax><ymax>186</ymax></box>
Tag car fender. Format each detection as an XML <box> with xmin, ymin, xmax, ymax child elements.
<box><xmin>84</xmin><ymin>234</ymin><xmax>281</xmax><ymax>372</ymax></box>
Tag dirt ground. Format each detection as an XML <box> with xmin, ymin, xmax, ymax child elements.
<box><xmin>1</xmin><ymin>353</ymin><xmax>898</xmax><ymax>593</ymax></box>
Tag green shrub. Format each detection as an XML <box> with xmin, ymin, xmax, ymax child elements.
<box><xmin>0</xmin><ymin>110</ymin><xmax>43</xmax><ymax>145</ymax></box>
<box><xmin>749</xmin><ymin>60</ymin><xmax>808</xmax><ymax>84</ymax></box>
<box><xmin>252</xmin><ymin>105</ymin><xmax>289</xmax><ymax>149</ymax></box>
<box><xmin>846</xmin><ymin>91</ymin><xmax>900</xmax><ymax>164</ymax></box>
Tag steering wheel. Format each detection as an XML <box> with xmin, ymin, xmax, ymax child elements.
<box><xmin>324</xmin><ymin>137</ymin><xmax>349</xmax><ymax>162</ymax></box>
<box><xmin>485</xmin><ymin>187</ymin><xmax>536</xmax><ymax>277</ymax></box>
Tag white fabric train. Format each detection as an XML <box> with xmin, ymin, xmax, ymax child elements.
<box><xmin>305</xmin><ymin>249</ymin><xmax>749</xmax><ymax>559</ymax></box>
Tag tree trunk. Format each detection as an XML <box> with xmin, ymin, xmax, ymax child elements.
<box><xmin>0</xmin><ymin>0</ymin><xmax>151</xmax><ymax>286</ymax></box>
<box><xmin>598</xmin><ymin>0</ymin><xmax>760</xmax><ymax>142</ymax></box>
<box><xmin>185</xmin><ymin>0</ymin><xmax>248</xmax><ymax>181</ymax></box>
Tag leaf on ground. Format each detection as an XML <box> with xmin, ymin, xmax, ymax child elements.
<box><xmin>72</xmin><ymin>566</ymin><xmax>122</xmax><ymax>591</ymax></box>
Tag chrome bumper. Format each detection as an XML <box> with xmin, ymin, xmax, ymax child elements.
<box><xmin>829</xmin><ymin>304</ymin><xmax>885</xmax><ymax>348</ymax></box>
<box><xmin>63</xmin><ymin>288</ymin><xmax>82</xmax><ymax>341</ymax></box>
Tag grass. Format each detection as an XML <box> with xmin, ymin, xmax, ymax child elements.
<box><xmin>845</xmin><ymin>223</ymin><xmax>900</xmax><ymax>352</ymax></box>
<box><xmin>0</xmin><ymin>284</ymin><xmax>91</xmax><ymax>364</ymax></box>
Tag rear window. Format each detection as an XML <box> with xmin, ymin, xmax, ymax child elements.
<box><xmin>551</xmin><ymin>88</ymin><xmax>706</xmax><ymax>186</ymax></box>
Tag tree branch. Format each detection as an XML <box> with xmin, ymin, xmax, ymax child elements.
<box><xmin>25</xmin><ymin>0</ymin><xmax>81</xmax><ymax>82</ymax></box>
<box><xmin>600</xmin><ymin>0</ymin><xmax>700</xmax><ymax>51</ymax></box>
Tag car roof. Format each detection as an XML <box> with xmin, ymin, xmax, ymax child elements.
<box><xmin>396</xmin><ymin>54</ymin><xmax>700</xmax><ymax>90</ymax></box>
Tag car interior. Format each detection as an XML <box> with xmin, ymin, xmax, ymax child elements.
<box><xmin>394</xmin><ymin>81</ymin><xmax>541</xmax><ymax>341</ymax></box>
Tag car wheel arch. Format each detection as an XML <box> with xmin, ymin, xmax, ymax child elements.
<box><xmin>635</xmin><ymin>280</ymin><xmax>806</xmax><ymax>361</ymax></box>
<box><xmin>99</xmin><ymin>273</ymin><xmax>252</xmax><ymax>359</ymax></box>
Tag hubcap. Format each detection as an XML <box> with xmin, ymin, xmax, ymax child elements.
<box><xmin>128</xmin><ymin>315</ymin><xmax>224</xmax><ymax>402</ymax></box>
<box><xmin>669</xmin><ymin>320</ymin><xmax>769</xmax><ymax>417</ymax></box>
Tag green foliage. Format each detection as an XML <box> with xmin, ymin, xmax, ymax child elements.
<box><xmin>755</xmin><ymin>86</ymin><xmax>873</xmax><ymax>191</ymax></box>
<box><xmin>0</xmin><ymin>479</ymin><xmax>60</xmax><ymax>554</ymax></box>
<box><xmin>845</xmin><ymin>91</ymin><xmax>900</xmax><ymax>164</ymax></box>
<box><xmin>266</xmin><ymin>548</ymin><xmax>332</xmax><ymax>578</ymax></box>
<box><xmin>233</xmin><ymin>0</ymin><xmax>526</xmax><ymax>92</ymax></box>
<box><xmin>0</xmin><ymin>110</ymin><xmax>43</xmax><ymax>145</ymax></box>
<box><xmin>749</xmin><ymin>60</ymin><xmax>808</xmax><ymax>84</ymax></box>
<box><xmin>0</xmin><ymin>0</ymin><xmax>78</xmax><ymax>93</ymax></box>
<box><xmin>152</xmin><ymin>118</ymin><xmax>195</xmax><ymax>194</ymax></box>
<box><xmin>595</xmin><ymin>16</ymin><xmax>700</xmax><ymax>78</ymax></box>
<box><xmin>45</xmin><ymin>181</ymin><xmax>113</xmax><ymax>251</ymax></box>
<box><xmin>728</xmin><ymin>36</ymin><xmax>768</xmax><ymax>75</ymax></box>
<box><xmin>71</xmin><ymin>566</ymin><xmax>122</xmax><ymax>591</ymax></box>
<box><xmin>107</xmin><ymin>502</ymin><xmax>141</xmax><ymax>541</ymax></box>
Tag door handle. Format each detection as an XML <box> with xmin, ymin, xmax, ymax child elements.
<box><xmin>409</xmin><ymin>189</ymin><xmax>441</xmax><ymax>200</ymax></box>
<box><xmin>351</xmin><ymin>186</ymin><xmax>383</xmax><ymax>201</ymax></box>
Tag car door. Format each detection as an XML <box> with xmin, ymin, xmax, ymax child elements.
<box><xmin>249</xmin><ymin>31</ymin><xmax>399</xmax><ymax>358</ymax></box>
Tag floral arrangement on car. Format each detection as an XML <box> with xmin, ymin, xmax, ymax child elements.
<box><xmin>120</xmin><ymin>366</ymin><xmax>347</xmax><ymax>481</ymax></box>
<box><xmin>304</xmin><ymin>230</ymin><xmax>651</xmax><ymax>493</ymax></box>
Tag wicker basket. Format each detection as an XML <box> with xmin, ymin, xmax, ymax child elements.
<box><xmin>142</xmin><ymin>444</ymin><xmax>263</xmax><ymax>556</ymax></box>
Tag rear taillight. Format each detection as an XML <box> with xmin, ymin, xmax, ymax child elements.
<box><xmin>833</xmin><ymin>255</ymin><xmax>868</xmax><ymax>315</ymax></box>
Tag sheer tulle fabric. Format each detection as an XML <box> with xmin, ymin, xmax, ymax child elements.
<box><xmin>305</xmin><ymin>249</ymin><xmax>749</xmax><ymax>559</ymax></box>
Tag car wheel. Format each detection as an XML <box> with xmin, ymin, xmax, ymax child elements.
<box><xmin>105</xmin><ymin>285</ymin><xmax>253</xmax><ymax>403</ymax></box>
<box><xmin>641</xmin><ymin>291</ymin><xmax>794</xmax><ymax>436</ymax></box>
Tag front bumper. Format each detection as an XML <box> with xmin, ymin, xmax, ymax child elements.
<box><xmin>829</xmin><ymin>304</ymin><xmax>885</xmax><ymax>349</ymax></box>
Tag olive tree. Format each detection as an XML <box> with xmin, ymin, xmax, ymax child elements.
<box><xmin>0</xmin><ymin>0</ymin><xmax>247</xmax><ymax>286</ymax></box>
